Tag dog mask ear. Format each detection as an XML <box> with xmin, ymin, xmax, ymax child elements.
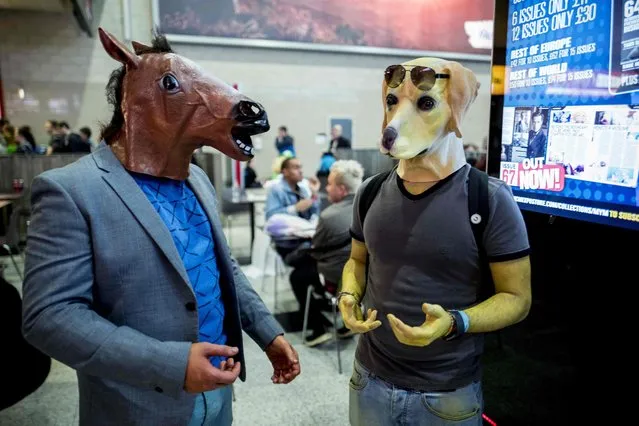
<box><xmin>443</xmin><ymin>61</ymin><xmax>480</xmax><ymax>138</ymax></box>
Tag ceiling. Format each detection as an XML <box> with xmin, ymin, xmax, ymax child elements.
<box><xmin>0</xmin><ymin>0</ymin><xmax>68</xmax><ymax>12</ymax></box>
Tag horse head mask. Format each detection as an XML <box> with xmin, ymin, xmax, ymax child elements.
<box><xmin>379</xmin><ymin>57</ymin><xmax>479</xmax><ymax>182</ymax></box>
<box><xmin>98</xmin><ymin>28</ymin><xmax>269</xmax><ymax>180</ymax></box>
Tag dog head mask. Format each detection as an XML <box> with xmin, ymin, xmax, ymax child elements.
<box><xmin>380</xmin><ymin>57</ymin><xmax>479</xmax><ymax>164</ymax></box>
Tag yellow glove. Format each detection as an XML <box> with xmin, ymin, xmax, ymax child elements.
<box><xmin>387</xmin><ymin>303</ymin><xmax>453</xmax><ymax>347</ymax></box>
<box><xmin>339</xmin><ymin>295</ymin><xmax>382</xmax><ymax>334</ymax></box>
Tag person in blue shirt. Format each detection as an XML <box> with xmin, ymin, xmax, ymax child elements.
<box><xmin>316</xmin><ymin>151</ymin><xmax>337</xmax><ymax>178</ymax></box>
<box><xmin>274</xmin><ymin>126</ymin><xmax>296</xmax><ymax>156</ymax></box>
<box><xmin>265</xmin><ymin>157</ymin><xmax>320</xmax><ymax>222</ymax></box>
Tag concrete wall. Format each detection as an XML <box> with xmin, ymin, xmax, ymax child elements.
<box><xmin>0</xmin><ymin>0</ymin><xmax>492</xmax><ymax>178</ymax></box>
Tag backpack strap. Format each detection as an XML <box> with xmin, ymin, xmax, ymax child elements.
<box><xmin>358</xmin><ymin>165</ymin><xmax>397</xmax><ymax>290</ymax></box>
<box><xmin>358</xmin><ymin>166</ymin><xmax>396</xmax><ymax>227</ymax></box>
<box><xmin>467</xmin><ymin>167</ymin><xmax>493</xmax><ymax>298</ymax></box>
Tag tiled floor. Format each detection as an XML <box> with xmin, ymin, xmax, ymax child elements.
<box><xmin>0</xmin><ymin>220</ymin><xmax>356</xmax><ymax>425</ymax></box>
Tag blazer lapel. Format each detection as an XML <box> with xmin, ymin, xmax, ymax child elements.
<box><xmin>93</xmin><ymin>146</ymin><xmax>192</xmax><ymax>289</ymax></box>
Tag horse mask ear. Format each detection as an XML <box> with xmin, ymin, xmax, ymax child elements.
<box><xmin>443</xmin><ymin>61</ymin><xmax>480</xmax><ymax>138</ymax></box>
<box><xmin>131</xmin><ymin>41</ymin><xmax>152</xmax><ymax>55</ymax></box>
<box><xmin>98</xmin><ymin>27</ymin><xmax>140</xmax><ymax>69</ymax></box>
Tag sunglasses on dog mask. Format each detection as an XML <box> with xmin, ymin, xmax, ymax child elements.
<box><xmin>384</xmin><ymin>65</ymin><xmax>450</xmax><ymax>91</ymax></box>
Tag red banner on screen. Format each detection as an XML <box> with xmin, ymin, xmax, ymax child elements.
<box><xmin>500</xmin><ymin>159</ymin><xmax>566</xmax><ymax>192</ymax></box>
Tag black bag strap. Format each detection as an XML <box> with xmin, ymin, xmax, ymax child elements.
<box><xmin>467</xmin><ymin>167</ymin><xmax>493</xmax><ymax>298</ymax></box>
<box><xmin>359</xmin><ymin>165</ymin><xmax>397</xmax><ymax>226</ymax></box>
<box><xmin>467</xmin><ymin>167</ymin><xmax>489</xmax><ymax>249</ymax></box>
<box><xmin>358</xmin><ymin>165</ymin><xmax>397</xmax><ymax>291</ymax></box>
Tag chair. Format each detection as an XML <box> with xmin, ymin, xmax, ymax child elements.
<box><xmin>258</xmin><ymin>230</ymin><xmax>301</xmax><ymax>312</ymax></box>
<box><xmin>1</xmin><ymin>207</ymin><xmax>29</xmax><ymax>281</ymax></box>
<box><xmin>301</xmin><ymin>275</ymin><xmax>343</xmax><ymax>374</ymax></box>
<box><xmin>260</xmin><ymin>239</ymin><xmax>288</xmax><ymax>311</ymax></box>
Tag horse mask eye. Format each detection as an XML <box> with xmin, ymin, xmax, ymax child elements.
<box><xmin>161</xmin><ymin>74</ymin><xmax>180</xmax><ymax>92</ymax></box>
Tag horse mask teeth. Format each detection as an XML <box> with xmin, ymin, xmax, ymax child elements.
<box><xmin>97</xmin><ymin>27</ymin><xmax>269</xmax><ymax>180</ymax></box>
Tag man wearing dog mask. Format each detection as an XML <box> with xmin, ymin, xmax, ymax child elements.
<box><xmin>339</xmin><ymin>58</ymin><xmax>531</xmax><ymax>425</ymax></box>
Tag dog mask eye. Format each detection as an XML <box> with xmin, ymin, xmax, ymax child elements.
<box><xmin>386</xmin><ymin>94</ymin><xmax>398</xmax><ymax>108</ymax></box>
<box><xmin>417</xmin><ymin>96</ymin><xmax>436</xmax><ymax>111</ymax></box>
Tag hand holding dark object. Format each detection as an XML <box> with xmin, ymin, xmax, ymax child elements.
<box><xmin>184</xmin><ymin>343</ymin><xmax>241</xmax><ymax>393</ymax></box>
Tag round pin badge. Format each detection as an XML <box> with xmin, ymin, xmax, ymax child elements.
<box><xmin>470</xmin><ymin>213</ymin><xmax>482</xmax><ymax>224</ymax></box>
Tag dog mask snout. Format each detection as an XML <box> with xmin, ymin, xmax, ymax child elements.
<box><xmin>382</xmin><ymin>127</ymin><xmax>398</xmax><ymax>151</ymax></box>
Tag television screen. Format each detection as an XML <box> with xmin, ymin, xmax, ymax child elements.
<box><xmin>495</xmin><ymin>0</ymin><xmax>639</xmax><ymax>230</ymax></box>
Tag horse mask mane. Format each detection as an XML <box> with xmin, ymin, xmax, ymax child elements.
<box><xmin>380</xmin><ymin>57</ymin><xmax>479</xmax><ymax>183</ymax></box>
<box><xmin>98</xmin><ymin>27</ymin><xmax>269</xmax><ymax>180</ymax></box>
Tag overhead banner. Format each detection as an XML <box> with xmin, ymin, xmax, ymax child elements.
<box><xmin>153</xmin><ymin>0</ymin><xmax>493</xmax><ymax>59</ymax></box>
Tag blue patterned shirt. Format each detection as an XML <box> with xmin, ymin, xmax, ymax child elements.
<box><xmin>131</xmin><ymin>172</ymin><xmax>226</xmax><ymax>367</ymax></box>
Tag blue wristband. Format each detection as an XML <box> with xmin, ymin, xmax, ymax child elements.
<box><xmin>444</xmin><ymin>310</ymin><xmax>469</xmax><ymax>341</ymax></box>
<box><xmin>458</xmin><ymin>310</ymin><xmax>470</xmax><ymax>333</ymax></box>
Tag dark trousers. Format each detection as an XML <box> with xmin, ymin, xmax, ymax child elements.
<box><xmin>275</xmin><ymin>246</ymin><xmax>329</xmax><ymax>334</ymax></box>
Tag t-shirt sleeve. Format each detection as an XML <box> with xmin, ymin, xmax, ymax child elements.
<box><xmin>349</xmin><ymin>178</ymin><xmax>370</xmax><ymax>243</ymax></box>
<box><xmin>483</xmin><ymin>181</ymin><xmax>530</xmax><ymax>262</ymax></box>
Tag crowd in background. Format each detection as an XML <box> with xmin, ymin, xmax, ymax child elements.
<box><xmin>0</xmin><ymin>119</ymin><xmax>95</xmax><ymax>155</ymax></box>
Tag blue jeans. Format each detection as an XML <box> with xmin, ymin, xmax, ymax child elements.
<box><xmin>349</xmin><ymin>360</ymin><xmax>483</xmax><ymax>426</ymax></box>
<box><xmin>188</xmin><ymin>386</ymin><xmax>233</xmax><ymax>426</ymax></box>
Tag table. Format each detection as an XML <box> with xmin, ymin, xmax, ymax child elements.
<box><xmin>1</xmin><ymin>193</ymin><xmax>25</xmax><ymax>234</ymax></box>
<box><xmin>0</xmin><ymin>193</ymin><xmax>24</xmax><ymax>201</ymax></box>
<box><xmin>221</xmin><ymin>188</ymin><xmax>267</xmax><ymax>264</ymax></box>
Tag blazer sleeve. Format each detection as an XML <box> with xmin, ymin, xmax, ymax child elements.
<box><xmin>231</xmin><ymin>257</ymin><xmax>285</xmax><ymax>350</ymax></box>
<box><xmin>22</xmin><ymin>175</ymin><xmax>191</xmax><ymax>398</ymax></box>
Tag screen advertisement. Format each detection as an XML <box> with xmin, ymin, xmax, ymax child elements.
<box><xmin>501</xmin><ymin>0</ymin><xmax>639</xmax><ymax>229</ymax></box>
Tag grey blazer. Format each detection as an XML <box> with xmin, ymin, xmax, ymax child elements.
<box><xmin>21</xmin><ymin>145</ymin><xmax>284</xmax><ymax>425</ymax></box>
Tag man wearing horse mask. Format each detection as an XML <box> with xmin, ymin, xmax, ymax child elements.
<box><xmin>339</xmin><ymin>58</ymin><xmax>532</xmax><ymax>425</ymax></box>
<box><xmin>21</xmin><ymin>28</ymin><xmax>299</xmax><ymax>426</ymax></box>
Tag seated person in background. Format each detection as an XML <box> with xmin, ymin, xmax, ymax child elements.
<box><xmin>273</xmin><ymin>160</ymin><xmax>364</xmax><ymax>347</ymax></box>
<box><xmin>3</xmin><ymin>125</ymin><xmax>18</xmax><ymax>154</ymax></box>
<box><xmin>47</xmin><ymin>122</ymin><xmax>68</xmax><ymax>154</ymax></box>
<box><xmin>274</xmin><ymin>125</ymin><xmax>295</xmax><ymax>156</ymax></box>
<box><xmin>463</xmin><ymin>144</ymin><xmax>479</xmax><ymax>167</ymax></box>
<box><xmin>265</xmin><ymin>158</ymin><xmax>332</xmax><ymax>346</ymax></box>
<box><xmin>316</xmin><ymin>151</ymin><xmax>336</xmax><ymax>178</ymax></box>
<box><xmin>16</xmin><ymin>126</ymin><xmax>37</xmax><ymax>154</ymax></box>
<box><xmin>244</xmin><ymin>158</ymin><xmax>261</xmax><ymax>188</ymax></box>
<box><xmin>265</xmin><ymin>157</ymin><xmax>319</xmax><ymax>225</ymax></box>
<box><xmin>301</xmin><ymin>160</ymin><xmax>364</xmax><ymax>343</ymax></box>
<box><xmin>79</xmin><ymin>126</ymin><xmax>97</xmax><ymax>151</ymax></box>
<box><xmin>310</xmin><ymin>160</ymin><xmax>364</xmax><ymax>294</ymax></box>
<box><xmin>61</xmin><ymin>122</ymin><xmax>91</xmax><ymax>153</ymax></box>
